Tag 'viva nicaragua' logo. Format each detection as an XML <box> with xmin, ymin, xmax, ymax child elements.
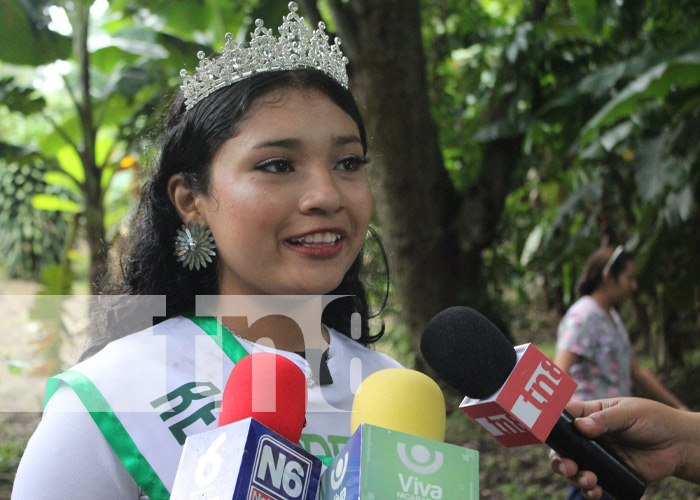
<box><xmin>397</xmin><ymin>443</ymin><xmax>444</xmax><ymax>474</ymax></box>
<box><xmin>329</xmin><ymin>452</ymin><xmax>348</xmax><ymax>490</ymax></box>
<box><xmin>327</xmin><ymin>451</ymin><xmax>349</xmax><ymax>500</ymax></box>
<box><xmin>396</xmin><ymin>443</ymin><xmax>444</xmax><ymax>500</ymax></box>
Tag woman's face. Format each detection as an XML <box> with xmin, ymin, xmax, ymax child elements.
<box><xmin>195</xmin><ymin>88</ymin><xmax>372</xmax><ymax>296</ymax></box>
<box><xmin>610</xmin><ymin>260</ymin><xmax>638</xmax><ymax>307</ymax></box>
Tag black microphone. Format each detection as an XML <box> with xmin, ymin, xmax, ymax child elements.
<box><xmin>420</xmin><ymin>306</ymin><xmax>646</xmax><ymax>500</ymax></box>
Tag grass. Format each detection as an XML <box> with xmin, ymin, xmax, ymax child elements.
<box><xmin>0</xmin><ymin>412</ymin><xmax>41</xmax><ymax>500</ymax></box>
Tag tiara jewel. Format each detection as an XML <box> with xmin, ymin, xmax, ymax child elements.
<box><xmin>179</xmin><ymin>1</ymin><xmax>349</xmax><ymax>110</ymax></box>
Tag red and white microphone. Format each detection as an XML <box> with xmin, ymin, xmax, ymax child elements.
<box><xmin>460</xmin><ymin>342</ymin><xmax>577</xmax><ymax>447</ymax></box>
<box><xmin>420</xmin><ymin>306</ymin><xmax>646</xmax><ymax>500</ymax></box>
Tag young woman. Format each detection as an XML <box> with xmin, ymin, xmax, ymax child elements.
<box><xmin>554</xmin><ymin>245</ymin><xmax>686</xmax><ymax>500</ymax></box>
<box><xmin>12</xmin><ymin>4</ymin><xmax>401</xmax><ymax>499</ymax></box>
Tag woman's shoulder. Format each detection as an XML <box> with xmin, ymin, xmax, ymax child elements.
<box><xmin>81</xmin><ymin>316</ymin><xmax>192</xmax><ymax>360</ymax></box>
<box><xmin>13</xmin><ymin>385</ymin><xmax>143</xmax><ymax>499</ymax></box>
<box><xmin>66</xmin><ymin>316</ymin><xmax>198</xmax><ymax>385</ymax></box>
<box><xmin>562</xmin><ymin>296</ymin><xmax>605</xmax><ymax>323</ymax></box>
<box><xmin>568</xmin><ymin>295</ymin><xmax>597</xmax><ymax>313</ymax></box>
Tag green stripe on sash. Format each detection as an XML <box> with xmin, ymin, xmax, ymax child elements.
<box><xmin>186</xmin><ymin>315</ymin><xmax>249</xmax><ymax>363</ymax></box>
<box><xmin>45</xmin><ymin>370</ymin><xmax>171</xmax><ymax>500</ymax></box>
<box><xmin>41</xmin><ymin>316</ymin><xmax>319</xmax><ymax>498</ymax></box>
<box><xmin>190</xmin><ymin>316</ymin><xmax>331</xmax><ymax>460</ymax></box>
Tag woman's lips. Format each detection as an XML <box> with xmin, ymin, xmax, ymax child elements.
<box><xmin>285</xmin><ymin>230</ymin><xmax>345</xmax><ymax>257</ymax></box>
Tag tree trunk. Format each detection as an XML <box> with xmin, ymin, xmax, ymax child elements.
<box><xmin>321</xmin><ymin>0</ymin><xmax>462</xmax><ymax>363</ymax></box>
<box><xmin>72</xmin><ymin>2</ymin><xmax>106</xmax><ymax>294</ymax></box>
<box><xmin>314</xmin><ymin>0</ymin><xmax>546</xmax><ymax>367</ymax></box>
<box><xmin>84</xmin><ymin>181</ymin><xmax>107</xmax><ymax>293</ymax></box>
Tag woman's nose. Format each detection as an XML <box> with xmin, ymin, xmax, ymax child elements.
<box><xmin>298</xmin><ymin>168</ymin><xmax>344</xmax><ymax>214</ymax></box>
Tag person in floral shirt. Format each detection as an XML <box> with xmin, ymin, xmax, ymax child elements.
<box><xmin>554</xmin><ymin>245</ymin><xmax>687</xmax><ymax>500</ymax></box>
<box><xmin>557</xmin><ymin>294</ymin><xmax>632</xmax><ymax>401</ymax></box>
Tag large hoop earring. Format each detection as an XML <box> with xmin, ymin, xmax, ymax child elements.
<box><xmin>174</xmin><ymin>223</ymin><xmax>217</xmax><ymax>270</ymax></box>
<box><xmin>366</xmin><ymin>226</ymin><xmax>390</xmax><ymax>320</ymax></box>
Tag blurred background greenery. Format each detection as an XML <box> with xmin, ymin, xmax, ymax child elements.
<box><xmin>2</xmin><ymin>0</ymin><xmax>699</xmax><ymax>498</ymax></box>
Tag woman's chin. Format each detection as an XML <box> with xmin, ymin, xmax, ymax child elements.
<box><xmin>291</xmin><ymin>278</ymin><xmax>345</xmax><ymax>296</ymax></box>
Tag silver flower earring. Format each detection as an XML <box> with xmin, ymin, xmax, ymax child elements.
<box><xmin>174</xmin><ymin>223</ymin><xmax>217</xmax><ymax>270</ymax></box>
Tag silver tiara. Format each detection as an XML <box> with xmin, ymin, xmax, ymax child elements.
<box><xmin>179</xmin><ymin>1</ymin><xmax>349</xmax><ymax>110</ymax></box>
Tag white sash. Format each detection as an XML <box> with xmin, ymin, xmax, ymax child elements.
<box><xmin>45</xmin><ymin>316</ymin><xmax>401</xmax><ymax>499</ymax></box>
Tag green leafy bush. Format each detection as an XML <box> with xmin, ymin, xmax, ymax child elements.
<box><xmin>0</xmin><ymin>159</ymin><xmax>70</xmax><ymax>279</ymax></box>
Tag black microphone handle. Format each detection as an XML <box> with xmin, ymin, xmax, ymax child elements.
<box><xmin>545</xmin><ymin>410</ymin><xmax>646</xmax><ymax>500</ymax></box>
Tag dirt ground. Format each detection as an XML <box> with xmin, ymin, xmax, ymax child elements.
<box><xmin>0</xmin><ymin>278</ymin><xmax>90</xmax><ymax>499</ymax></box>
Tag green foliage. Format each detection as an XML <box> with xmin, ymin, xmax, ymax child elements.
<box><xmin>579</xmin><ymin>45</ymin><xmax>700</xmax><ymax>148</ymax></box>
<box><xmin>0</xmin><ymin>76</ymin><xmax>46</xmax><ymax>114</ymax></box>
<box><xmin>466</xmin><ymin>0</ymin><xmax>700</xmax><ymax>367</ymax></box>
<box><xmin>0</xmin><ymin>0</ymin><xmax>259</xmax><ymax>289</ymax></box>
<box><xmin>412</xmin><ymin>0</ymin><xmax>700</xmax><ymax>377</ymax></box>
<box><xmin>0</xmin><ymin>159</ymin><xmax>69</xmax><ymax>279</ymax></box>
<box><xmin>28</xmin><ymin>269</ymin><xmax>78</xmax><ymax>377</ymax></box>
<box><xmin>0</xmin><ymin>0</ymin><xmax>71</xmax><ymax>65</ymax></box>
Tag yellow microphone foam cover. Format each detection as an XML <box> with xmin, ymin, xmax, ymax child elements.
<box><xmin>350</xmin><ymin>368</ymin><xmax>446</xmax><ymax>441</ymax></box>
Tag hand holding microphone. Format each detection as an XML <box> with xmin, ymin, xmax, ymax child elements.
<box><xmin>551</xmin><ymin>397</ymin><xmax>700</xmax><ymax>499</ymax></box>
<box><xmin>420</xmin><ymin>306</ymin><xmax>647</xmax><ymax>500</ymax></box>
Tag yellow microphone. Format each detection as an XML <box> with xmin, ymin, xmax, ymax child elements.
<box><xmin>350</xmin><ymin>368</ymin><xmax>446</xmax><ymax>441</ymax></box>
<box><xmin>320</xmin><ymin>368</ymin><xmax>478</xmax><ymax>499</ymax></box>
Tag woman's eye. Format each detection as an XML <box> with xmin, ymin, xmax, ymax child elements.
<box><xmin>336</xmin><ymin>156</ymin><xmax>369</xmax><ymax>172</ymax></box>
<box><xmin>256</xmin><ymin>159</ymin><xmax>293</xmax><ymax>173</ymax></box>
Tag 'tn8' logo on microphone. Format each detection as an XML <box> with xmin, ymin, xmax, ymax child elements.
<box><xmin>503</xmin><ymin>345</ymin><xmax>577</xmax><ymax>441</ymax></box>
<box><xmin>461</xmin><ymin>343</ymin><xmax>577</xmax><ymax>447</ymax></box>
<box><xmin>510</xmin><ymin>357</ymin><xmax>565</xmax><ymax>428</ymax></box>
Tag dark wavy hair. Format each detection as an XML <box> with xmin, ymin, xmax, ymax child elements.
<box><xmin>576</xmin><ymin>246</ymin><xmax>634</xmax><ymax>297</ymax></box>
<box><xmin>86</xmin><ymin>69</ymin><xmax>387</xmax><ymax>358</ymax></box>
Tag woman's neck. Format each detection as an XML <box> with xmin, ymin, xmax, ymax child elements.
<box><xmin>590</xmin><ymin>290</ymin><xmax>614</xmax><ymax>313</ymax></box>
<box><xmin>221</xmin><ymin>315</ymin><xmax>329</xmax><ymax>353</ymax></box>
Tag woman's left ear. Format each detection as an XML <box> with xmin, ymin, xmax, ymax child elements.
<box><xmin>167</xmin><ymin>174</ymin><xmax>205</xmax><ymax>225</ymax></box>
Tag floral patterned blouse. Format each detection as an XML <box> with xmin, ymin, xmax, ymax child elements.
<box><xmin>556</xmin><ymin>295</ymin><xmax>632</xmax><ymax>401</ymax></box>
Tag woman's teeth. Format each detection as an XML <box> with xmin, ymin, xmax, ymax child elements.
<box><xmin>290</xmin><ymin>232</ymin><xmax>341</xmax><ymax>245</ymax></box>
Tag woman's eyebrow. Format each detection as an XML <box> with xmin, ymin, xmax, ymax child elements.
<box><xmin>333</xmin><ymin>134</ymin><xmax>362</xmax><ymax>147</ymax></box>
<box><xmin>252</xmin><ymin>134</ymin><xmax>362</xmax><ymax>150</ymax></box>
<box><xmin>253</xmin><ymin>138</ymin><xmax>301</xmax><ymax>150</ymax></box>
